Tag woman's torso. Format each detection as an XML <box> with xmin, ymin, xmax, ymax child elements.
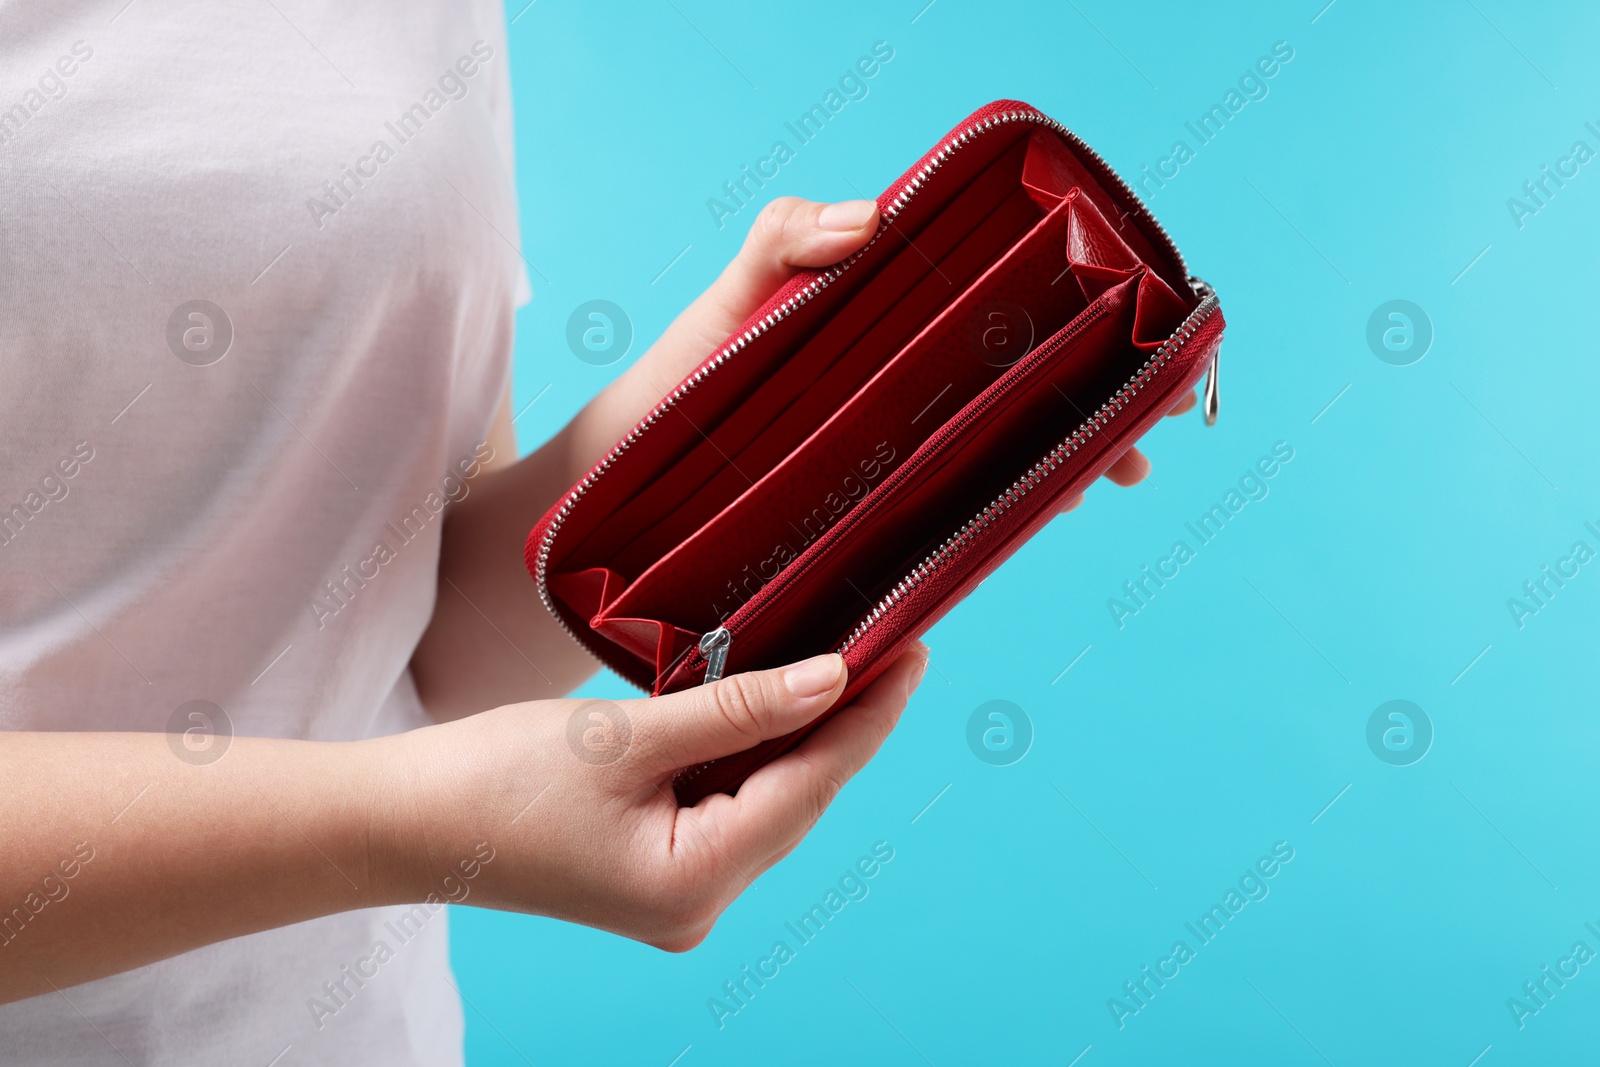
<box><xmin>0</xmin><ymin>2</ymin><xmax>525</xmax><ymax>1061</ymax></box>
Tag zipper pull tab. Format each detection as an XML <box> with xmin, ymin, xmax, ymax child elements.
<box><xmin>1202</xmin><ymin>348</ymin><xmax>1220</xmax><ymax>427</ymax></box>
<box><xmin>699</xmin><ymin>627</ymin><xmax>731</xmax><ymax>684</ymax></box>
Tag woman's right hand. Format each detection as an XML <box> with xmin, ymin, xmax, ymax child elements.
<box><xmin>0</xmin><ymin>649</ymin><xmax>923</xmax><ymax>1003</ymax></box>
<box><xmin>383</xmin><ymin>646</ymin><xmax>927</xmax><ymax>950</ymax></box>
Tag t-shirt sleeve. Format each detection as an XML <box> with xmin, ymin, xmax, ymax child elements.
<box><xmin>486</xmin><ymin>17</ymin><xmax>532</xmax><ymax>308</ymax></box>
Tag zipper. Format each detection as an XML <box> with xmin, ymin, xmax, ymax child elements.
<box><xmin>533</xmin><ymin>104</ymin><xmax>1199</xmax><ymax>680</ymax></box>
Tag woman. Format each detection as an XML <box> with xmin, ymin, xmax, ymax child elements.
<box><xmin>0</xmin><ymin>3</ymin><xmax>1176</xmax><ymax>1062</ymax></box>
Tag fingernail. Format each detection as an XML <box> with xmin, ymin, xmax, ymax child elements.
<box><xmin>817</xmin><ymin>200</ymin><xmax>877</xmax><ymax>231</ymax></box>
<box><xmin>905</xmin><ymin>653</ymin><xmax>930</xmax><ymax>700</ymax></box>
<box><xmin>783</xmin><ymin>654</ymin><xmax>845</xmax><ymax>698</ymax></box>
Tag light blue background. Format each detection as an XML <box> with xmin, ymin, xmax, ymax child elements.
<box><xmin>455</xmin><ymin>1</ymin><xmax>1600</xmax><ymax>1062</ymax></box>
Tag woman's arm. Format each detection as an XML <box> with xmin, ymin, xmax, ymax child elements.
<box><xmin>0</xmin><ymin>728</ymin><xmax>406</xmax><ymax>1002</ymax></box>
<box><xmin>0</xmin><ymin>648</ymin><xmax>924</xmax><ymax>1004</ymax></box>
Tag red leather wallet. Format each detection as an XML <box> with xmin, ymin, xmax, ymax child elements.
<box><xmin>526</xmin><ymin>100</ymin><xmax>1224</xmax><ymax>803</ymax></box>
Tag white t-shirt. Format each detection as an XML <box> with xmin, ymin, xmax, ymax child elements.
<box><xmin>0</xmin><ymin>2</ymin><xmax>527</xmax><ymax>1063</ymax></box>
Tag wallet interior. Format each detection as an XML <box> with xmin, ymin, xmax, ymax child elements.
<box><xmin>545</xmin><ymin>124</ymin><xmax>1195</xmax><ymax>689</ymax></box>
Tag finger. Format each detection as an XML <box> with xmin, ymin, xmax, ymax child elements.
<box><xmin>655</xmin><ymin>198</ymin><xmax>880</xmax><ymax>362</ymax></box>
<box><xmin>1166</xmin><ymin>389</ymin><xmax>1197</xmax><ymax>417</ymax></box>
<box><xmin>627</xmin><ymin>653</ymin><xmax>849</xmax><ymax>775</ymax></box>
<box><xmin>697</xmin><ymin>647</ymin><xmax>928</xmax><ymax>873</ymax></box>
<box><xmin>1056</xmin><ymin>493</ymin><xmax>1085</xmax><ymax>515</ymax></box>
<box><xmin>1105</xmin><ymin>446</ymin><xmax>1150</xmax><ymax>487</ymax></box>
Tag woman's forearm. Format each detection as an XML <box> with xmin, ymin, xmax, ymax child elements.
<box><xmin>410</xmin><ymin>423</ymin><xmax>602</xmax><ymax>721</ymax></box>
<box><xmin>0</xmin><ymin>729</ymin><xmax>412</xmax><ymax>1005</ymax></box>
<box><xmin>410</xmin><ymin>352</ymin><xmax>712</xmax><ymax>723</ymax></box>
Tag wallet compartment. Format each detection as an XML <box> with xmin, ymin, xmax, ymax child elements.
<box><xmin>533</xmin><ymin>102</ymin><xmax>1209</xmax><ymax>697</ymax></box>
<box><xmin>559</xmin><ymin>129</ymin><xmax>1045</xmax><ymax>579</ymax></box>
<box><xmin>602</xmin><ymin>189</ymin><xmax>1097</xmax><ymax>635</ymax></box>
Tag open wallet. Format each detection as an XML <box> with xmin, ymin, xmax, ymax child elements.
<box><xmin>526</xmin><ymin>100</ymin><xmax>1225</xmax><ymax>804</ymax></box>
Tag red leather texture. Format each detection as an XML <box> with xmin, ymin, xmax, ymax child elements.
<box><xmin>524</xmin><ymin>101</ymin><xmax>1225</xmax><ymax>804</ymax></box>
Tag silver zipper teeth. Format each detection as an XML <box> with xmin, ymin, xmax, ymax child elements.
<box><xmin>836</xmin><ymin>290</ymin><xmax>1218</xmax><ymax>655</ymax></box>
<box><xmin>535</xmin><ymin>106</ymin><xmax>1191</xmax><ymax>668</ymax></box>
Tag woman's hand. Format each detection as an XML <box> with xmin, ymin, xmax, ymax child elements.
<box><xmin>0</xmin><ymin>649</ymin><xmax>923</xmax><ymax>1004</ymax></box>
<box><xmin>389</xmin><ymin>647</ymin><xmax>927</xmax><ymax>949</ymax></box>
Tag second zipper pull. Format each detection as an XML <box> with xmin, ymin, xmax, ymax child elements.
<box><xmin>1203</xmin><ymin>348</ymin><xmax>1220</xmax><ymax>427</ymax></box>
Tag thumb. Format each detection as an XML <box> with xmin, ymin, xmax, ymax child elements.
<box><xmin>728</xmin><ymin>196</ymin><xmax>882</xmax><ymax>291</ymax></box>
<box><xmin>670</xmin><ymin>197</ymin><xmax>880</xmax><ymax>354</ymax></box>
<box><xmin>629</xmin><ymin>653</ymin><xmax>848</xmax><ymax>776</ymax></box>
